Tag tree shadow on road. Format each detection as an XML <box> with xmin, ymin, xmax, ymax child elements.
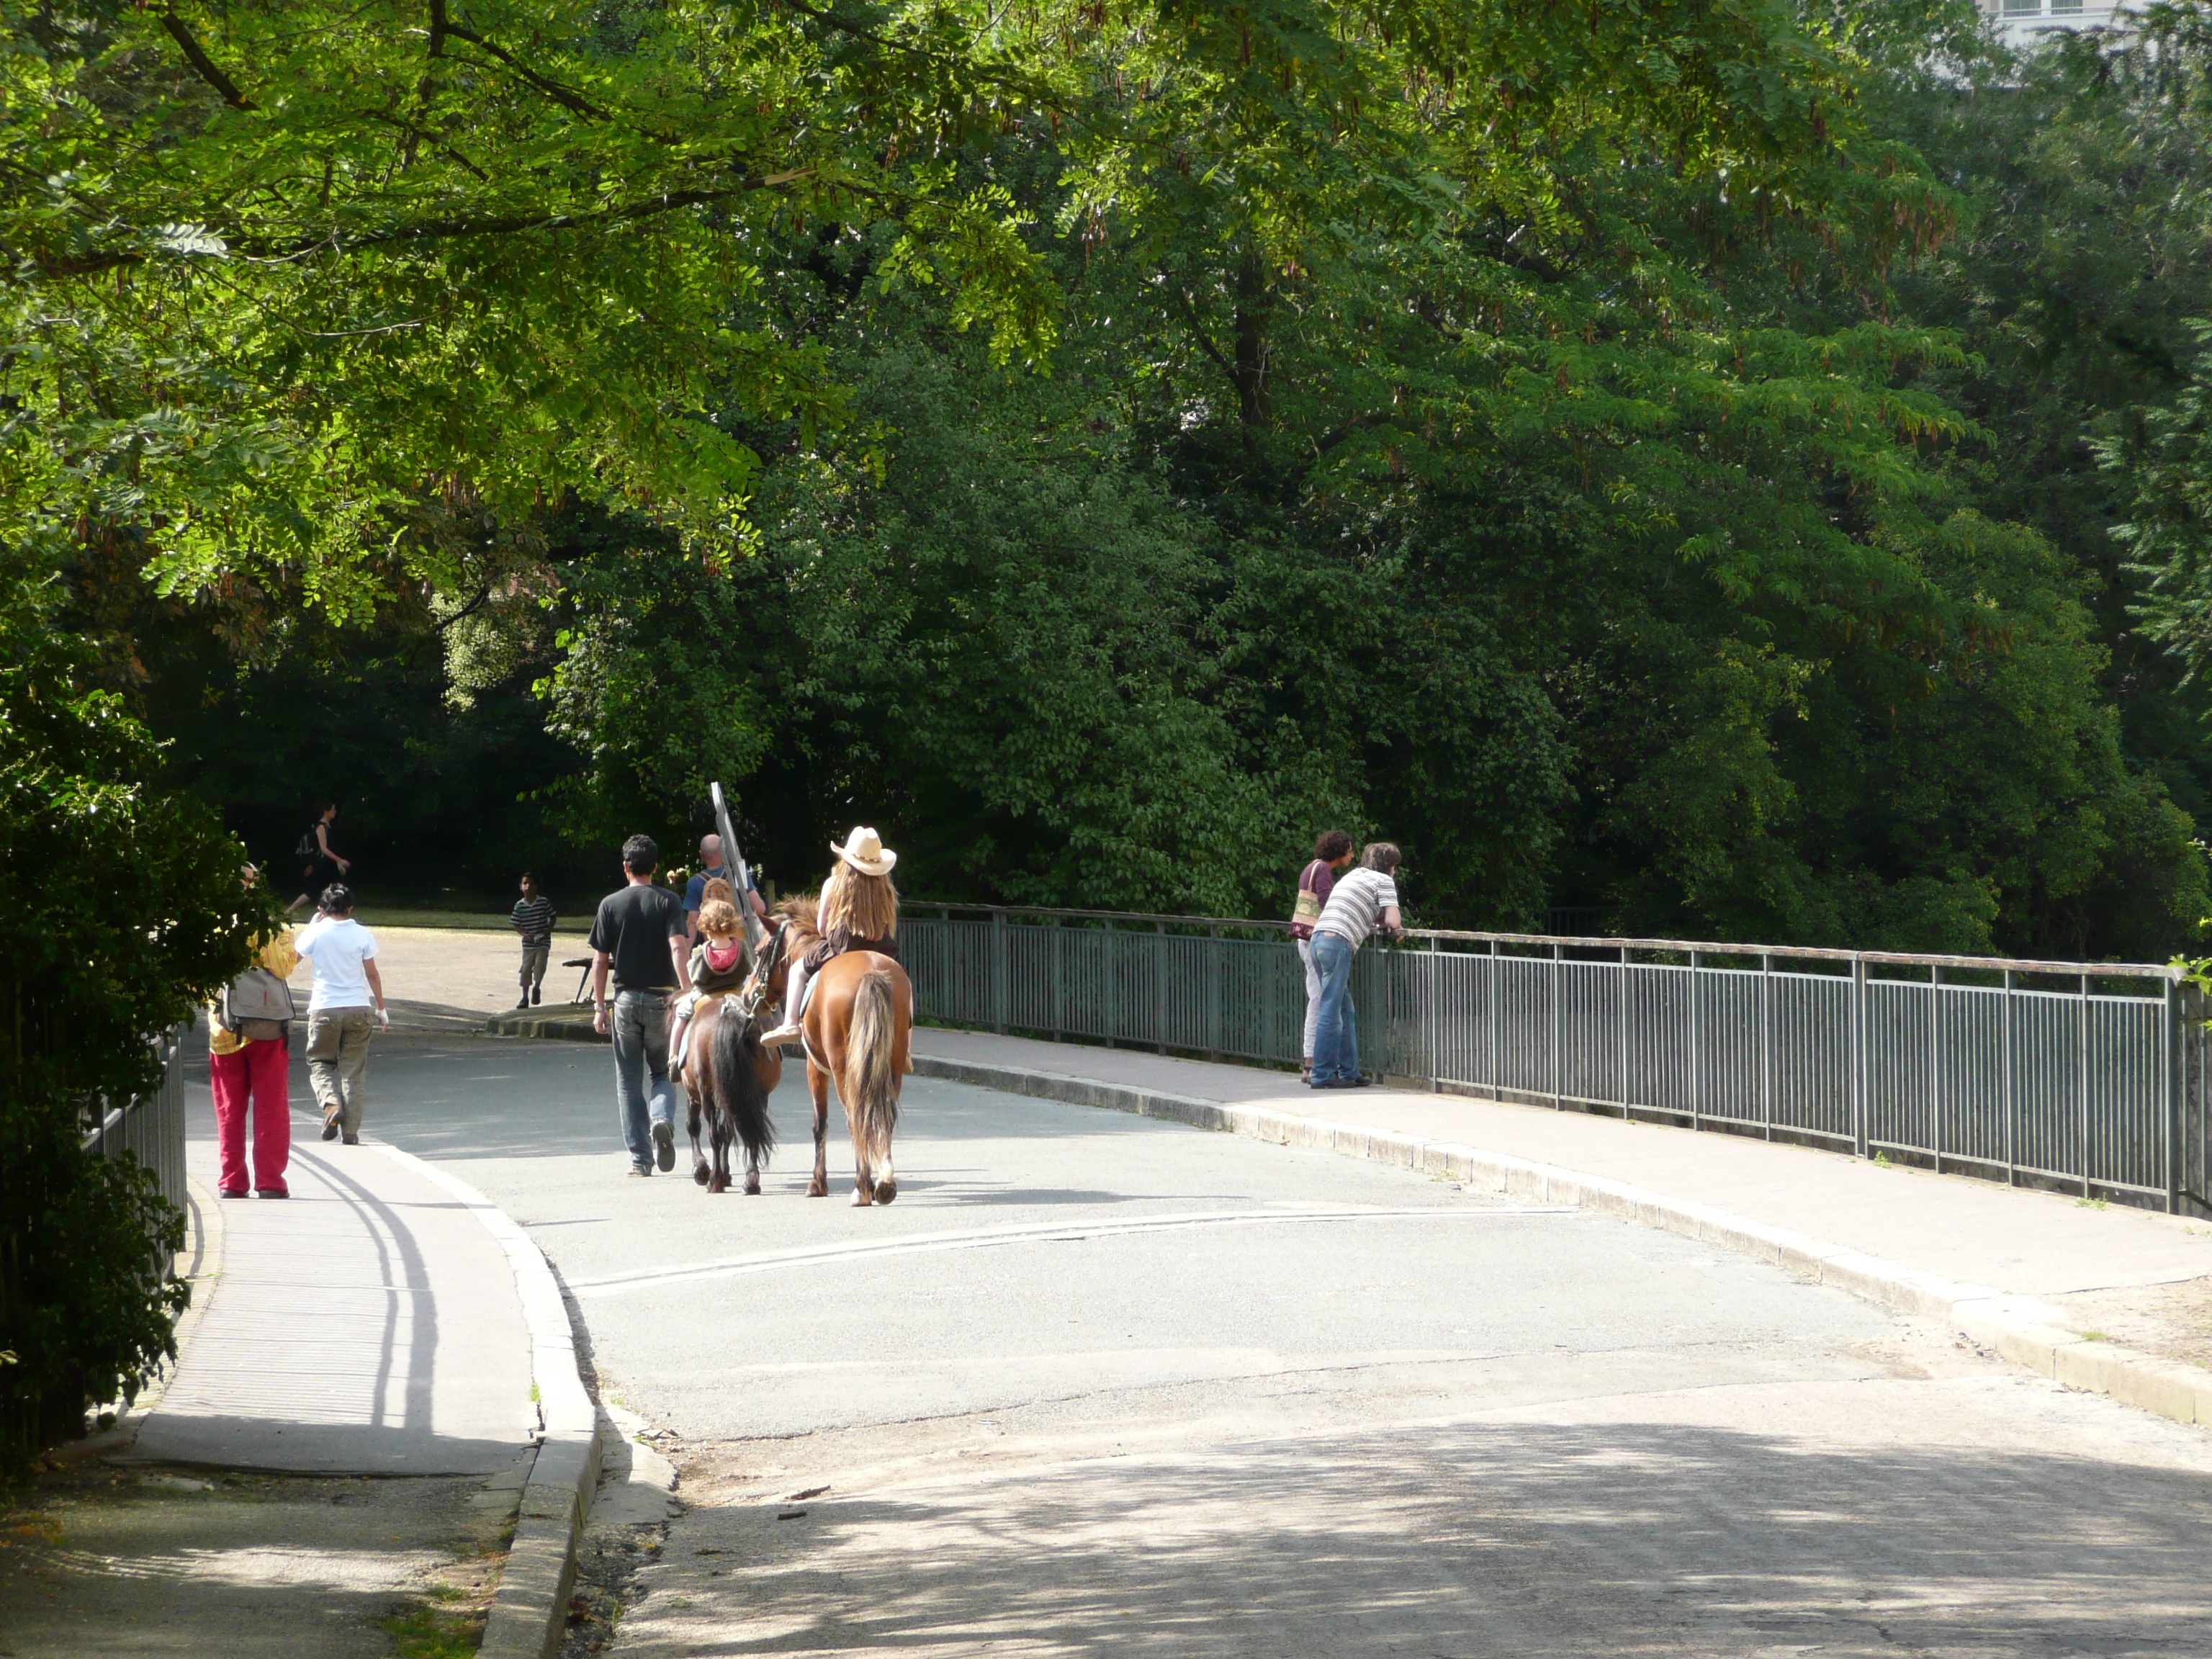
<box><xmin>629</xmin><ymin>1416</ymin><xmax>2212</xmax><ymax>1656</ymax></box>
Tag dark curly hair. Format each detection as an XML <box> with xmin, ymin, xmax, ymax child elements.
<box><xmin>1313</xmin><ymin>829</ymin><xmax>1353</xmax><ymax>862</ymax></box>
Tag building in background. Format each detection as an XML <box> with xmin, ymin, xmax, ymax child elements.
<box><xmin>1986</xmin><ymin>0</ymin><xmax>2127</xmax><ymax>46</ymax></box>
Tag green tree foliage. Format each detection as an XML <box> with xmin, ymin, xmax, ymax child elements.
<box><xmin>0</xmin><ymin>566</ymin><xmax>261</xmax><ymax>1464</ymax></box>
<box><xmin>11</xmin><ymin>0</ymin><xmax>2208</xmax><ymax>959</ymax></box>
<box><xmin>1876</xmin><ymin>3</ymin><xmax>2212</xmax><ymax>830</ymax></box>
<box><xmin>0</xmin><ymin>0</ymin><xmax>1050</xmax><ymax>616</ymax></box>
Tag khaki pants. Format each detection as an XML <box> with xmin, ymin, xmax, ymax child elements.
<box><xmin>306</xmin><ymin>1007</ymin><xmax>377</xmax><ymax>1136</ymax></box>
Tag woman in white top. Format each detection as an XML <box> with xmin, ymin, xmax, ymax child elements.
<box><xmin>294</xmin><ymin>884</ymin><xmax>388</xmax><ymax>1141</ymax></box>
<box><xmin>1307</xmin><ymin>842</ymin><xmax>1403</xmax><ymax>1088</ymax></box>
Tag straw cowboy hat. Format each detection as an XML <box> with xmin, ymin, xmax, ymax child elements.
<box><xmin>832</xmin><ymin>826</ymin><xmax>898</xmax><ymax>876</ymax></box>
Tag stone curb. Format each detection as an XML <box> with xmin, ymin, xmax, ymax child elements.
<box><xmin>912</xmin><ymin>1053</ymin><xmax>2212</xmax><ymax>1435</ymax></box>
<box><xmin>374</xmin><ymin>1147</ymin><xmax>601</xmax><ymax>1659</ymax></box>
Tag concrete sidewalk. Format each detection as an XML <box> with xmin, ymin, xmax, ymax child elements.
<box><xmin>909</xmin><ymin>1027</ymin><xmax>2212</xmax><ymax>1416</ymax></box>
<box><xmin>43</xmin><ymin>1036</ymin><xmax>604</xmax><ymax>1659</ymax></box>
<box><xmin>120</xmin><ymin>1099</ymin><xmax>536</xmax><ymax>1474</ymax></box>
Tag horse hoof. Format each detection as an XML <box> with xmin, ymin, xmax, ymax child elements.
<box><xmin>744</xmin><ymin>1172</ymin><xmax>761</xmax><ymax>1196</ymax></box>
<box><xmin>850</xmin><ymin>1187</ymin><xmax>870</xmax><ymax>1207</ymax></box>
<box><xmin>806</xmin><ymin>1179</ymin><xmax>829</xmax><ymax>1198</ymax></box>
<box><xmin>707</xmin><ymin>1173</ymin><xmax>729</xmax><ymax>1195</ymax></box>
<box><xmin>872</xmin><ymin>1178</ymin><xmax>897</xmax><ymax>1205</ymax></box>
<box><xmin>693</xmin><ymin>1162</ymin><xmax>710</xmax><ymax>1187</ymax></box>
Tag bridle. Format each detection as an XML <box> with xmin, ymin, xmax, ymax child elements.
<box><xmin>737</xmin><ymin>920</ymin><xmax>788</xmax><ymax>1022</ymax></box>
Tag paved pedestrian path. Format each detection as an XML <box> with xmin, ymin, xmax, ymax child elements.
<box><xmin>122</xmin><ymin>1053</ymin><xmax>536</xmax><ymax>1475</ymax></box>
<box><xmin>908</xmin><ymin>1028</ymin><xmax>2212</xmax><ymax>1362</ymax></box>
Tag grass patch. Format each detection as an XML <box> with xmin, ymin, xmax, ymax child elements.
<box><xmin>2076</xmin><ymin>1196</ymin><xmax>2110</xmax><ymax>1210</ymax></box>
<box><xmin>384</xmin><ymin>1602</ymin><xmax>485</xmax><ymax>1658</ymax></box>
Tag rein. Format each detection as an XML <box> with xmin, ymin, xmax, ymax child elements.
<box><xmin>738</xmin><ymin>922</ymin><xmax>789</xmax><ymax>1022</ymax></box>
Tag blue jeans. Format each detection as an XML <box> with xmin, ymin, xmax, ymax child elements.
<box><xmin>612</xmin><ymin>989</ymin><xmax>678</xmax><ymax>1171</ymax></box>
<box><xmin>1309</xmin><ymin>932</ymin><xmax>1359</xmax><ymax>1084</ymax></box>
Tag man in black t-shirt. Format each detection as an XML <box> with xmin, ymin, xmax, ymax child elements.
<box><xmin>589</xmin><ymin>835</ymin><xmax>693</xmax><ymax>1177</ymax></box>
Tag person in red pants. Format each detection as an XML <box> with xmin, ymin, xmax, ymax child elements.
<box><xmin>210</xmin><ymin>929</ymin><xmax>301</xmax><ymax>1198</ymax></box>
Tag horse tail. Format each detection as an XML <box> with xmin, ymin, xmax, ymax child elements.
<box><xmin>845</xmin><ymin>966</ymin><xmax>902</xmax><ymax>1164</ymax></box>
<box><xmin>712</xmin><ymin>1004</ymin><xmax>775</xmax><ymax>1166</ymax></box>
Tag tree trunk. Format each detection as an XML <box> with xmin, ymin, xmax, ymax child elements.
<box><xmin>1231</xmin><ymin>253</ymin><xmax>1273</xmax><ymax>431</ymax></box>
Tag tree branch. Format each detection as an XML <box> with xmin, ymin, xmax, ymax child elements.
<box><xmin>30</xmin><ymin>169</ymin><xmax>821</xmax><ymax>279</ymax></box>
<box><xmin>161</xmin><ymin>11</ymin><xmax>258</xmax><ymax>112</ymax></box>
<box><xmin>434</xmin><ymin>5</ymin><xmax>606</xmax><ymax>120</ymax></box>
<box><xmin>1169</xmin><ymin>284</ymin><xmax>1235</xmax><ymax>379</ymax></box>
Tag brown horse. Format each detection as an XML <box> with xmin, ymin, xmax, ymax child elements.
<box><xmin>765</xmin><ymin>897</ymin><xmax>912</xmax><ymax>1205</ymax></box>
<box><xmin>680</xmin><ymin>990</ymin><xmax>779</xmax><ymax>1194</ymax></box>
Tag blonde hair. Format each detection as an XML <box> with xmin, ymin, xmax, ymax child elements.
<box><xmin>698</xmin><ymin>896</ymin><xmax>742</xmax><ymax>938</ymax></box>
<box><xmin>819</xmin><ymin>862</ymin><xmax>899</xmax><ymax>940</ymax></box>
<box><xmin>701</xmin><ymin>876</ymin><xmax>735</xmax><ymax>906</ymax></box>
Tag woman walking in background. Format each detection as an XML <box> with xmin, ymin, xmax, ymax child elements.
<box><xmin>1292</xmin><ymin>830</ymin><xmax>1354</xmax><ymax>1080</ymax></box>
<box><xmin>287</xmin><ymin>801</ymin><xmax>351</xmax><ymax>915</ymax></box>
<box><xmin>296</xmin><ymin>883</ymin><xmax>388</xmax><ymax>1142</ymax></box>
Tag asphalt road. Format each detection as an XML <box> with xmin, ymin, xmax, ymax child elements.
<box><xmin>363</xmin><ymin>1030</ymin><xmax>2212</xmax><ymax>1658</ymax></box>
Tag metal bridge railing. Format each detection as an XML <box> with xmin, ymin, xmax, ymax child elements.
<box><xmin>903</xmin><ymin>904</ymin><xmax>2212</xmax><ymax>1215</ymax></box>
<box><xmin>80</xmin><ymin>1028</ymin><xmax>188</xmax><ymax>1215</ymax></box>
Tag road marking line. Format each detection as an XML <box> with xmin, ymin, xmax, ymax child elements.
<box><xmin>565</xmin><ymin>1205</ymin><xmax>1575</xmax><ymax>1295</ymax></box>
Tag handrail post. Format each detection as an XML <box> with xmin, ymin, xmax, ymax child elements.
<box><xmin>1761</xmin><ymin>951</ymin><xmax>1773</xmax><ymax>1141</ymax></box>
<box><xmin>1851</xmin><ymin>953</ymin><xmax>1868</xmax><ymax>1159</ymax></box>
<box><xmin>1930</xmin><ymin>963</ymin><xmax>1943</xmax><ymax>1177</ymax></box>
<box><xmin>1205</xmin><ymin>924</ymin><xmax>1221</xmax><ymax>1062</ymax></box>
<box><xmin>2080</xmin><ymin>971</ymin><xmax>2092</xmax><ymax>1198</ymax></box>
<box><xmin>1550</xmin><ymin>941</ymin><xmax>1563</xmax><ymax>1110</ymax></box>
<box><xmin>1487</xmin><ymin>940</ymin><xmax>1499</xmax><ymax>1097</ymax></box>
<box><xmin>1690</xmin><ymin>948</ymin><xmax>1703</xmax><ymax>1132</ymax></box>
<box><xmin>1105</xmin><ymin>920</ymin><xmax>1121</xmax><ymax>1049</ymax></box>
<box><xmin>1427</xmin><ymin>937</ymin><xmax>1441</xmax><ymax>1092</ymax></box>
<box><xmin>992</xmin><ymin>907</ymin><xmax>1008</xmax><ymax>1035</ymax></box>
<box><xmin>1051</xmin><ymin>914</ymin><xmax>1065</xmax><ymax>1044</ymax></box>
<box><xmin>1618</xmin><ymin>945</ymin><xmax>1630</xmax><ymax>1115</ymax></box>
<box><xmin>2164</xmin><ymin>974</ymin><xmax>2179</xmax><ymax>1214</ymax></box>
<box><xmin>2003</xmin><ymin>968</ymin><xmax>2018</xmax><ymax>1189</ymax></box>
<box><xmin>1154</xmin><ymin>921</ymin><xmax>1167</xmax><ymax>1053</ymax></box>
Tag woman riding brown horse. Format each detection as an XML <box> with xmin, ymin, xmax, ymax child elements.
<box><xmin>759</xmin><ymin>827</ymin><xmax>912</xmax><ymax>1205</ymax></box>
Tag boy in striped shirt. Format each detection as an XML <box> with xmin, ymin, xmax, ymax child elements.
<box><xmin>511</xmin><ymin>873</ymin><xmax>559</xmax><ymax>1007</ymax></box>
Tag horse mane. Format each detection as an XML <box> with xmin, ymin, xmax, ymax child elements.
<box><xmin>775</xmin><ymin>894</ymin><xmax>822</xmax><ymax>956</ymax></box>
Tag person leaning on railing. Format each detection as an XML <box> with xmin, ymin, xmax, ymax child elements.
<box><xmin>1306</xmin><ymin>842</ymin><xmax>1404</xmax><ymax>1089</ymax></box>
<box><xmin>1290</xmin><ymin>829</ymin><xmax>1355</xmax><ymax>1081</ymax></box>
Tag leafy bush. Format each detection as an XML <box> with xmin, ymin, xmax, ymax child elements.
<box><xmin>0</xmin><ymin>562</ymin><xmax>262</xmax><ymax>1466</ymax></box>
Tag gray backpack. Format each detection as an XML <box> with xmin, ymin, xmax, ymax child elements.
<box><xmin>219</xmin><ymin>966</ymin><xmax>297</xmax><ymax>1039</ymax></box>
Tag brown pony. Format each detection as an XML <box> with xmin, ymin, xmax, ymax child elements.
<box><xmin>681</xmin><ymin>990</ymin><xmax>779</xmax><ymax>1195</ymax></box>
<box><xmin>764</xmin><ymin>896</ymin><xmax>911</xmax><ymax>1205</ymax></box>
